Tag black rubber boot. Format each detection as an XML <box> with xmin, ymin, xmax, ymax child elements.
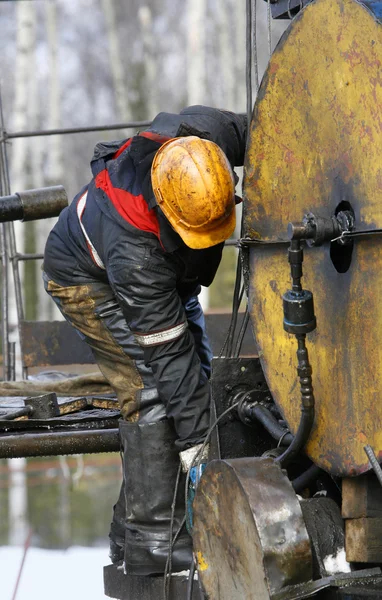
<box><xmin>120</xmin><ymin>419</ymin><xmax>193</xmax><ymax>576</ymax></box>
<box><xmin>109</xmin><ymin>481</ymin><xmax>125</xmax><ymax>564</ymax></box>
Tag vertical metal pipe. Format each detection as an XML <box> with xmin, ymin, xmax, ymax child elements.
<box><xmin>246</xmin><ymin>0</ymin><xmax>253</xmax><ymax>127</ymax></box>
<box><xmin>0</xmin><ymin>222</ymin><xmax>9</xmax><ymax>380</ymax></box>
<box><xmin>0</xmin><ymin>91</ymin><xmax>10</xmax><ymax>379</ymax></box>
<box><xmin>9</xmin><ymin>341</ymin><xmax>16</xmax><ymax>382</ymax></box>
<box><xmin>253</xmin><ymin>0</ymin><xmax>259</xmax><ymax>94</ymax></box>
<box><xmin>0</xmin><ymin>88</ymin><xmax>26</xmax><ymax>379</ymax></box>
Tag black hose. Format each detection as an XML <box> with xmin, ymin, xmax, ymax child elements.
<box><xmin>247</xmin><ymin>403</ymin><xmax>293</xmax><ymax>446</ymax></box>
<box><xmin>292</xmin><ymin>464</ymin><xmax>322</xmax><ymax>494</ymax></box>
<box><xmin>186</xmin><ymin>556</ymin><xmax>196</xmax><ymax>600</ymax></box>
<box><xmin>275</xmin><ymin>403</ymin><xmax>315</xmax><ymax>466</ymax></box>
<box><xmin>276</xmin><ymin>334</ymin><xmax>315</xmax><ymax>467</ymax></box>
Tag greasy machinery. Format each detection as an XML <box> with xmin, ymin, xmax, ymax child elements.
<box><xmin>3</xmin><ymin>0</ymin><xmax>382</xmax><ymax>599</ymax></box>
<box><xmin>190</xmin><ymin>0</ymin><xmax>382</xmax><ymax>598</ymax></box>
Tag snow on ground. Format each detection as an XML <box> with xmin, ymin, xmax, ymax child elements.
<box><xmin>0</xmin><ymin>546</ymin><xmax>111</xmax><ymax>600</ymax></box>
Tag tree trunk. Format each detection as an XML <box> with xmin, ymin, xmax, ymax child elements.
<box><xmin>138</xmin><ymin>6</ymin><xmax>158</xmax><ymax>118</ymax></box>
<box><xmin>36</xmin><ymin>0</ymin><xmax>63</xmax><ymax>322</ymax></box>
<box><xmin>101</xmin><ymin>0</ymin><xmax>130</xmax><ymax>121</ymax></box>
<box><xmin>9</xmin><ymin>3</ymin><xmax>37</xmax><ymax>380</ymax></box>
<box><xmin>218</xmin><ymin>0</ymin><xmax>235</xmax><ymax>110</ymax></box>
<box><xmin>187</xmin><ymin>0</ymin><xmax>206</xmax><ymax>105</ymax></box>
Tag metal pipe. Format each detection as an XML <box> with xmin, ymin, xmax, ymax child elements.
<box><xmin>0</xmin><ymin>90</ymin><xmax>10</xmax><ymax>380</ymax></box>
<box><xmin>1</xmin><ymin>114</ymin><xmax>246</xmax><ymax>142</ymax></box>
<box><xmin>12</xmin><ymin>253</ymin><xmax>43</xmax><ymax>262</ymax></box>
<box><xmin>1</xmin><ymin>406</ymin><xmax>33</xmax><ymax>421</ymax></box>
<box><xmin>246</xmin><ymin>0</ymin><xmax>253</xmax><ymax>127</ymax></box>
<box><xmin>20</xmin><ymin>186</ymin><xmax>68</xmax><ymax>221</ymax></box>
<box><xmin>0</xmin><ymin>187</ymin><xmax>67</xmax><ymax>223</ymax></box>
<box><xmin>2</xmin><ymin>120</ymin><xmax>153</xmax><ymax>140</ymax></box>
<box><xmin>9</xmin><ymin>341</ymin><xmax>16</xmax><ymax>381</ymax></box>
<box><xmin>248</xmin><ymin>403</ymin><xmax>293</xmax><ymax>446</ymax></box>
<box><xmin>0</xmin><ymin>87</ymin><xmax>31</xmax><ymax>378</ymax></box>
<box><xmin>292</xmin><ymin>464</ymin><xmax>322</xmax><ymax>493</ymax></box>
<box><xmin>364</xmin><ymin>444</ymin><xmax>382</xmax><ymax>487</ymax></box>
<box><xmin>276</xmin><ymin>335</ymin><xmax>315</xmax><ymax>466</ymax></box>
<box><xmin>0</xmin><ymin>428</ymin><xmax>120</xmax><ymax>459</ymax></box>
<box><xmin>236</xmin><ymin>391</ymin><xmax>293</xmax><ymax>445</ymax></box>
<box><xmin>0</xmin><ymin>222</ymin><xmax>9</xmax><ymax>380</ymax></box>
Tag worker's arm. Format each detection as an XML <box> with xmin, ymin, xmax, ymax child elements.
<box><xmin>178</xmin><ymin>105</ymin><xmax>247</xmax><ymax>167</ymax></box>
<box><xmin>107</xmin><ymin>244</ymin><xmax>210</xmax><ymax>451</ymax></box>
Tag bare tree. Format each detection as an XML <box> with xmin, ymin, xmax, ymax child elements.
<box><xmin>7</xmin><ymin>1</ymin><xmax>36</xmax><ymax>547</ymax></box>
<box><xmin>218</xmin><ymin>0</ymin><xmax>235</xmax><ymax>110</ymax></box>
<box><xmin>101</xmin><ymin>0</ymin><xmax>130</xmax><ymax>121</ymax></box>
<box><xmin>138</xmin><ymin>6</ymin><xmax>158</xmax><ymax>118</ymax></box>
<box><xmin>187</xmin><ymin>0</ymin><xmax>206</xmax><ymax>105</ymax></box>
<box><xmin>36</xmin><ymin>0</ymin><xmax>64</xmax><ymax>321</ymax></box>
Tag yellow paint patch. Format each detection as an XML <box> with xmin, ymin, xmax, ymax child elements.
<box><xmin>196</xmin><ymin>551</ymin><xmax>209</xmax><ymax>572</ymax></box>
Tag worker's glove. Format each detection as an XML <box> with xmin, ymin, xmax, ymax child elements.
<box><xmin>179</xmin><ymin>443</ymin><xmax>209</xmax><ymax>533</ymax></box>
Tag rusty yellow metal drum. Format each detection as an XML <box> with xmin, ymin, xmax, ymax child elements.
<box><xmin>243</xmin><ymin>0</ymin><xmax>382</xmax><ymax>476</ymax></box>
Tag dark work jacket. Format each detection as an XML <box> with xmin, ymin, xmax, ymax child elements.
<box><xmin>43</xmin><ymin>105</ymin><xmax>247</xmax><ymax>449</ymax></box>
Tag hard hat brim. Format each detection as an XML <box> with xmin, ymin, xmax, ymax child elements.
<box><xmin>174</xmin><ymin>207</ymin><xmax>236</xmax><ymax>250</ymax></box>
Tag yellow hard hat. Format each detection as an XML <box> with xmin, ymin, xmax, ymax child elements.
<box><xmin>151</xmin><ymin>136</ymin><xmax>236</xmax><ymax>249</ymax></box>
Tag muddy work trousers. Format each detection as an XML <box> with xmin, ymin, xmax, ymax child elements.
<box><xmin>43</xmin><ymin>273</ymin><xmax>212</xmax><ymax>424</ymax></box>
<box><xmin>43</xmin><ymin>272</ymin><xmax>210</xmax><ymax>570</ymax></box>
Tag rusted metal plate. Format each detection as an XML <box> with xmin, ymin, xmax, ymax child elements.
<box><xmin>243</xmin><ymin>0</ymin><xmax>382</xmax><ymax>476</ymax></box>
<box><xmin>22</xmin><ymin>320</ymin><xmax>95</xmax><ymax>367</ymax></box>
<box><xmin>22</xmin><ymin>313</ymin><xmax>256</xmax><ymax>368</ymax></box>
<box><xmin>193</xmin><ymin>457</ymin><xmax>312</xmax><ymax>600</ymax></box>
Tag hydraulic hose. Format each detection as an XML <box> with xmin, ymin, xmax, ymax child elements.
<box><xmin>238</xmin><ymin>396</ymin><xmax>293</xmax><ymax>446</ymax></box>
<box><xmin>292</xmin><ymin>464</ymin><xmax>322</xmax><ymax>494</ymax></box>
<box><xmin>278</xmin><ymin>239</ymin><xmax>316</xmax><ymax>467</ymax></box>
<box><xmin>276</xmin><ymin>335</ymin><xmax>315</xmax><ymax>467</ymax></box>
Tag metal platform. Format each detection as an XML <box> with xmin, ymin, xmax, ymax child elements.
<box><xmin>103</xmin><ymin>564</ymin><xmax>203</xmax><ymax>600</ymax></box>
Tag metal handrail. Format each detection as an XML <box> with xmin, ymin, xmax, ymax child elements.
<box><xmin>1</xmin><ymin>120</ymin><xmax>153</xmax><ymax>141</ymax></box>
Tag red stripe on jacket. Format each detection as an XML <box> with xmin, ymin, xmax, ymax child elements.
<box><xmin>95</xmin><ymin>168</ymin><xmax>160</xmax><ymax>238</ymax></box>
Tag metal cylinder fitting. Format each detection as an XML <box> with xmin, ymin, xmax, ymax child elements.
<box><xmin>283</xmin><ymin>290</ymin><xmax>316</xmax><ymax>334</ymax></box>
<box><xmin>0</xmin><ymin>185</ymin><xmax>68</xmax><ymax>223</ymax></box>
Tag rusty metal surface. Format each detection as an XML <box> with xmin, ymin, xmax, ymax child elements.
<box><xmin>22</xmin><ymin>320</ymin><xmax>95</xmax><ymax>367</ymax></box>
<box><xmin>24</xmin><ymin>392</ymin><xmax>60</xmax><ymax>419</ymax></box>
<box><xmin>243</xmin><ymin>0</ymin><xmax>382</xmax><ymax>476</ymax></box>
<box><xmin>193</xmin><ymin>457</ymin><xmax>312</xmax><ymax>600</ymax></box>
<box><xmin>18</xmin><ymin>185</ymin><xmax>68</xmax><ymax>221</ymax></box>
<box><xmin>0</xmin><ymin>186</ymin><xmax>67</xmax><ymax>223</ymax></box>
<box><xmin>21</xmin><ymin>314</ymin><xmax>256</xmax><ymax>369</ymax></box>
<box><xmin>0</xmin><ymin>428</ymin><xmax>120</xmax><ymax>459</ymax></box>
<box><xmin>0</xmin><ymin>193</ymin><xmax>23</xmax><ymax>222</ymax></box>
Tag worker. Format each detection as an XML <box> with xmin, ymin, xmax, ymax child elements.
<box><xmin>43</xmin><ymin>105</ymin><xmax>247</xmax><ymax>576</ymax></box>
